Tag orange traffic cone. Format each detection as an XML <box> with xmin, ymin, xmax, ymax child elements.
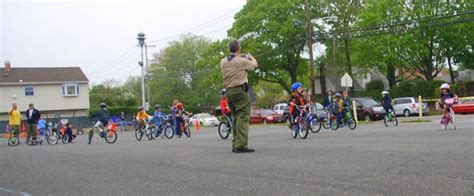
<box><xmin>195</xmin><ymin>118</ymin><xmax>200</xmax><ymax>132</ymax></box>
<box><xmin>21</xmin><ymin>121</ymin><xmax>26</xmax><ymax>138</ymax></box>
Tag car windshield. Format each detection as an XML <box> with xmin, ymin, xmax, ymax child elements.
<box><xmin>260</xmin><ymin>110</ymin><xmax>275</xmax><ymax>115</ymax></box>
<box><xmin>360</xmin><ymin>99</ymin><xmax>380</xmax><ymax>107</ymax></box>
<box><xmin>201</xmin><ymin>113</ymin><xmax>212</xmax><ymax>118</ymax></box>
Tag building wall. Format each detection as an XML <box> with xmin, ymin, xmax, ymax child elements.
<box><xmin>0</xmin><ymin>83</ymin><xmax>89</xmax><ymax>115</ymax></box>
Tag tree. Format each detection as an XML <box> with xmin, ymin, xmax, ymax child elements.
<box><xmin>148</xmin><ymin>34</ymin><xmax>217</xmax><ymax>112</ymax></box>
<box><xmin>228</xmin><ymin>0</ymin><xmax>314</xmax><ymax>93</ymax></box>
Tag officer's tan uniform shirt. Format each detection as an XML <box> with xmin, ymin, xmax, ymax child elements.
<box><xmin>220</xmin><ymin>55</ymin><xmax>258</xmax><ymax>88</ymax></box>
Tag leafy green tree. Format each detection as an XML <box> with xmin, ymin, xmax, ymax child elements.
<box><xmin>228</xmin><ymin>0</ymin><xmax>313</xmax><ymax>93</ymax></box>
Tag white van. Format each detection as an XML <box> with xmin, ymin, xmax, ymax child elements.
<box><xmin>273</xmin><ymin>103</ymin><xmax>287</xmax><ymax>115</ymax></box>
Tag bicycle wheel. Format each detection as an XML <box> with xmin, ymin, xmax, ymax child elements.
<box><xmin>218</xmin><ymin>122</ymin><xmax>230</xmax><ymax>140</ymax></box>
<box><xmin>146</xmin><ymin>128</ymin><xmax>153</xmax><ymax>141</ymax></box>
<box><xmin>48</xmin><ymin>132</ymin><xmax>59</xmax><ymax>145</ymax></box>
<box><xmin>185</xmin><ymin>124</ymin><xmax>191</xmax><ymax>138</ymax></box>
<box><xmin>105</xmin><ymin>130</ymin><xmax>117</xmax><ymax>144</ymax></box>
<box><xmin>383</xmin><ymin>115</ymin><xmax>390</xmax><ymax>127</ymax></box>
<box><xmin>322</xmin><ymin>118</ymin><xmax>329</xmax><ymax>129</ymax></box>
<box><xmin>87</xmin><ymin>129</ymin><xmax>94</xmax><ymax>145</ymax></box>
<box><xmin>391</xmin><ymin>115</ymin><xmax>398</xmax><ymax>127</ymax></box>
<box><xmin>330</xmin><ymin>118</ymin><xmax>339</xmax><ymax>130</ymax></box>
<box><xmin>135</xmin><ymin>127</ymin><xmax>143</xmax><ymax>141</ymax></box>
<box><xmin>8</xmin><ymin>135</ymin><xmax>19</xmax><ymax>146</ymax></box>
<box><xmin>309</xmin><ymin>117</ymin><xmax>322</xmax><ymax>133</ymax></box>
<box><xmin>62</xmin><ymin>134</ymin><xmax>69</xmax><ymax>144</ymax></box>
<box><xmin>164</xmin><ymin>125</ymin><xmax>174</xmax><ymax>139</ymax></box>
<box><xmin>451</xmin><ymin>111</ymin><xmax>456</xmax><ymax>130</ymax></box>
<box><xmin>348</xmin><ymin>117</ymin><xmax>357</xmax><ymax>130</ymax></box>
<box><xmin>291</xmin><ymin>118</ymin><xmax>298</xmax><ymax>139</ymax></box>
<box><xmin>298</xmin><ymin>120</ymin><xmax>309</xmax><ymax>139</ymax></box>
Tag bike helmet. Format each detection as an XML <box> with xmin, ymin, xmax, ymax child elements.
<box><xmin>154</xmin><ymin>104</ymin><xmax>161</xmax><ymax>109</ymax></box>
<box><xmin>99</xmin><ymin>103</ymin><xmax>107</xmax><ymax>108</ymax></box>
<box><xmin>440</xmin><ymin>83</ymin><xmax>450</xmax><ymax>90</ymax></box>
<box><xmin>291</xmin><ymin>82</ymin><xmax>302</xmax><ymax>91</ymax></box>
<box><xmin>221</xmin><ymin>89</ymin><xmax>226</xmax><ymax>96</ymax></box>
<box><xmin>382</xmin><ymin>91</ymin><xmax>389</xmax><ymax>95</ymax></box>
<box><xmin>138</xmin><ymin>106</ymin><xmax>144</xmax><ymax>110</ymax></box>
<box><xmin>335</xmin><ymin>93</ymin><xmax>342</xmax><ymax>98</ymax></box>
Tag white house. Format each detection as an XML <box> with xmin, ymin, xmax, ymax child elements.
<box><xmin>0</xmin><ymin>62</ymin><xmax>90</xmax><ymax>123</ymax></box>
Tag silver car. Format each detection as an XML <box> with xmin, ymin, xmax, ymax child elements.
<box><xmin>393</xmin><ymin>97</ymin><xmax>429</xmax><ymax>117</ymax></box>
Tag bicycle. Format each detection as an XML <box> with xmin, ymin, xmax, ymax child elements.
<box><xmin>177</xmin><ymin>116</ymin><xmax>191</xmax><ymax>138</ymax></box>
<box><xmin>89</xmin><ymin>120</ymin><xmax>117</xmax><ymax>144</ymax></box>
<box><xmin>7</xmin><ymin>128</ymin><xmax>20</xmax><ymax>146</ymax></box>
<box><xmin>341</xmin><ymin>107</ymin><xmax>357</xmax><ymax>130</ymax></box>
<box><xmin>218</xmin><ymin>115</ymin><xmax>232</xmax><ymax>140</ymax></box>
<box><xmin>46</xmin><ymin>123</ymin><xmax>60</xmax><ymax>145</ymax></box>
<box><xmin>440</xmin><ymin>98</ymin><xmax>456</xmax><ymax>130</ymax></box>
<box><xmin>154</xmin><ymin>115</ymin><xmax>174</xmax><ymax>139</ymax></box>
<box><xmin>308</xmin><ymin>104</ymin><xmax>322</xmax><ymax>133</ymax></box>
<box><xmin>290</xmin><ymin>105</ymin><xmax>309</xmax><ymax>139</ymax></box>
<box><xmin>383</xmin><ymin>108</ymin><xmax>398</xmax><ymax>127</ymax></box>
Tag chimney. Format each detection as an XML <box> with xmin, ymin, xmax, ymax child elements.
<box><xmin>4</xmin><ymin>60</ymin><xmax>11</xmax><ymax>77</ymax></box>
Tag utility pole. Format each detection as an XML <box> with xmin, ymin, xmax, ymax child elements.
<box><xmin>304</xmin><ymin>0</ymin><xmax>316</xmax><ymax>101</ymax></box>
<box><xmin>137</xmin><ymin>32</ymin><xmax>146</xmax><ymax>110</ymax></box>
<box><xmin>333</xmin><ymin>36</ymin><xmax>337</xmax><ymax>91</ymax></box>
<box><xmin>144</xmin><ymin>44</ymin><xmax>155</xmax><ymax>110</ymax></box>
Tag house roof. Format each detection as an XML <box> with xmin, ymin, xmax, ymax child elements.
<box><xmin>0</xmin><ymin>67</ymin><xmax>89</xmax><ymax>84</ymax></box>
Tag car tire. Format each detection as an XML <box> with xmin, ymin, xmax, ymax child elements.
<box><xmin>404</xmin><ymin>109</ymin><xmax>411</xmax><ymax>117</ymax></box>
<box><xmin>363</xmin><ymin>113</ymin><xmax>371</xmax><ymax>121</ymax></box>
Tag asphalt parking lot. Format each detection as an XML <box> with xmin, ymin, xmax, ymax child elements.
<box><xmin>1</xmin><ymin>115</ymin><xmax>473</xmax><ymax>195</ymax></box>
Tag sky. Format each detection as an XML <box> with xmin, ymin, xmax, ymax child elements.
<box><xmin>1</xmin><ymin>0</ymin><xmax>246</xmax><ymax>84</ymax></box>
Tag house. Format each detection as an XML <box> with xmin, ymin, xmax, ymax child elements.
<box><xmin>0</xmin><ymin>61</ymin><xmax>90</xmax><ymax>127</ymax></box>
<box><xmin>436</xmin><ymin>69</ymin><xmax>474</xmax><ymax>83</ymax></box>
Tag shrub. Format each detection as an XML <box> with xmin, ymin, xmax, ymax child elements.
<box><xmin>365</xmin><ymin>80</ymin><xmax>385</xmax><ymax>91</ymax></box>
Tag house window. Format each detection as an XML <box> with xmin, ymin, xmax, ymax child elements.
<box><xmin>61</xmin><ymin>84</ymin><xmax>80</xmax><ymax>96</ymax></box>
<box><xmin>25</xmin><ymin>86</ymin><xmax>34</xmax><ymax>96</ymax></box>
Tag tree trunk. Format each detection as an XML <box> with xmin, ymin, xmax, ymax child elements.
<box><xmin>447</xmin><ymin>56</ymin><xmax>455</xmax><ymax>84</ymax></box>
<box><xmin>343</xmin><ymin>38</ymin><xmax>354</xmax><ymax>92</ymax></box>
<box><xmin>387</xmin><ymin>62</ymin><xmax>396</xmax><ymax>88</ymax></box>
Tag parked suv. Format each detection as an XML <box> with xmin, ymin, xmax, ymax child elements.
<box><xmin>353</xmin><ymin>98</ymin><xmax>385</xmax><ymax>121</ymax></box>
<box><xmin>393</xmin><ymin>97</ymin><xmax>429</xmax><ymax>117</ymax></box>
<box><xmin>273</xmin><ymin>103</ymin><xmax>287</xmax><ymax>115</ymax></box>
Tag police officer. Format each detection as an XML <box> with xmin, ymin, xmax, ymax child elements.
<box><xmin>220</xmin><ymin>39</ymin><xmax>258</xmax><ymax>153</ymax></box>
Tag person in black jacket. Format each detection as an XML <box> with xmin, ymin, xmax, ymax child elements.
<box><xmin>25</xmin><ymin>103</ymin><xmax>41</xmax><ymax>143</ymax></box>
<box><xmin>89</xmin><ymin>103</ymin><xmax>110</xmax><ymax>138</ymax></box>
<box><xmin>323</xmin><ymin>90</ymin><xmax>334</xmax><ymax>108</ymax></box>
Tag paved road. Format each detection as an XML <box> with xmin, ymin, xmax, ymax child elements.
<box><xmin>1</xmin><ymin>115</ymin><xmax>473</xmax><ymax>195</ymax></box>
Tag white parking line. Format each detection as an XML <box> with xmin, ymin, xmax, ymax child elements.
<box><xmin>0</xmin><ymin>187</ymin><xmax>31</xmax><ymax>196</ymax></box>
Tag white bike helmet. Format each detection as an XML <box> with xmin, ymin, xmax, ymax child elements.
<box><xmin>382</xmin><ymin>91</ymin><xmax>389</xmax><ymax>95</ymax></box>
<box><xmin>440</xmin><ymin>83</ymin><xmax>450</xmax><ymax>90</ymax></box>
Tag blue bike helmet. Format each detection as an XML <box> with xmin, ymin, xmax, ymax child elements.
<box><xmin>291</xmin><ymin>82</ymin><xmax>302</xmax><ymax>91</ymax></box>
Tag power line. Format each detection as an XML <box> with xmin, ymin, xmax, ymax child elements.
<box><xmin>147</xmin><ymin>8</ymin><xmax>239</xmax><ymax>44</ymax></box>
<box><xmin>85</xmin><ymin>46</ymin><xmax>137</xmax><ymax>75</ymax></box>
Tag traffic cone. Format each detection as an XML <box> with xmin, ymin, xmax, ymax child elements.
<box><xmin>195</xmin><ymin>118</ymin><xmax>200</xmax><ymax>132</ymax></box>
<box><xmin>21</xmin><ymin>121</ymin><xmax>26</xmax><ymax>138</ymax></box>
<box><xmin>110</xmin><ymin>123</ymin><xmax>116</xmax><ymax>133</ymax></box>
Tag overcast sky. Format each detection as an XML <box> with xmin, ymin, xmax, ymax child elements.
<box><xmin>1</xmin><ymin>0</ymin><xmax>246</xmax><ymax>84</ymax></box>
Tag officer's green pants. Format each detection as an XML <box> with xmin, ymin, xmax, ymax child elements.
<box><xmin>226</xmin><ymin>86</ymin><xmax>250</xmax><ymax>150</ymax></box>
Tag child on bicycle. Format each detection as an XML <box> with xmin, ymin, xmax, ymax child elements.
<box><xmin>89</xmin><ymin>103</ymin><xmax>110</xmax><ymax>138</ymax></box>
<box><xmin>153</xmin><ymin>104</ymin><xmax>167</xmax><ymax>138</ymax></box>
<box><xmin>64</xmin><ymin>122</ymin><xmax>76</xmax><ymax>143</ymax></box>
<box><xmin>172</xmin><ymin>99</ymin><xmax>192</xmax><ymax>136</ymax></box>
<box><xmin>38</xmin><ymin>118</ymin><xmax>46</xmax><ymax>141</ymax></box>
<box><xmin>220</xmin><ymin>89</ymin><xmax>231</xmax><ymax>121</ymax></box>
<box><xmin>333</xmin><ymin>93</ymin><xmax>344</xmax><ymax>126</ymax></box>
<box><xmin>136</xmin><ymin>106</ymin><xmax>151</xmax><ymax>129</ymax></box>
<box><xmin>381</xmin><ymin>91</ymin><xmax>394</xmax><ymax>114</ymax></box>
<box><xmin>288</xmin><ymin>82</ymin><xmax>307</xmax><ymax>129</ymax></box>
<box><xmin>438</xmin><ymin>83</ymin><xmax>458</xmax><ymax>116</ymax></box>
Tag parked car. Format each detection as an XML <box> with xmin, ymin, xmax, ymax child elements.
<box><xmin>452</xmin><ymin>98</ymin><xmax>474</xmax><ymax>114</ymax></box>
<box><xmin>250</xmin><ymin>109</ymin><xmax>284</xmax><ymax>124</ymax></box>
<box><xmin>273</xmin><ymin>103</ymin><xmax>287</xmax><ymax>115</ymax></box>
<box><xmin>189</xmin><ymin>113</ymin><xmax>219</xmax><ymax>127</ymax></box>
<box><xmin>393</xmin><ymin>97</ymin><xmax>429</xmax><ymax>117</ymax></box>
<box><xmin>354</xmin><ymin>98</ymin><xmax>386</xmax><ymax>121</ymax></box>
<box><xmin>283</xmin><ymin>103</ymin><xmax>328</xmax><ymax>122</ymax></box>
